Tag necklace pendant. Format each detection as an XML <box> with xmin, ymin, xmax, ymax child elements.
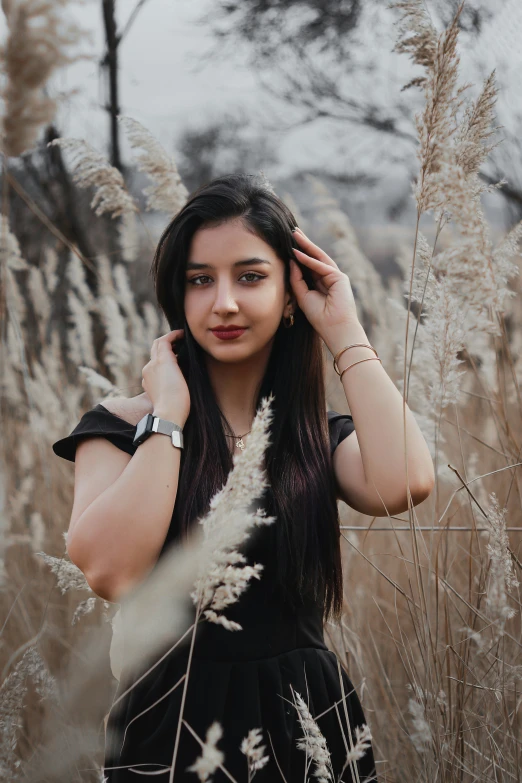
<box><xmin>236</xmin><ymin>437</ymin><xmax>245</xmax><ymax>451</ymax></box>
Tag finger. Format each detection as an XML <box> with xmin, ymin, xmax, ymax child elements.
<box><xmin>159</xmin><ymin>329</ymin><xmax>184</xmax><ymax>355</ymax></box>
<box><xmin>294</xmin><ymin>258</ymin><xmax>323</xmax><ymax>290</ymax></box>
<box><xmin>153</xmin><ymin>329</ymin><xmax>184</xmax><ymax>360</ymax></box>
<box><xmin>293</xmin><ymin>247</ymin><xmax>336</xmax><ymax>274</ymax></box>
<box><xmin>163</xmin><ymin>328</ymin><xmax>184</xmax><ymax>339</ymax></box>
<box><xmin>293</xmin><ymin>230</ymin><xmax>337</xmax><ymax>268</ymax></box>
<box><xmin>165</xmin><ymin>328</ymin><xmax>184</xmax><ymax>342</ymax></box>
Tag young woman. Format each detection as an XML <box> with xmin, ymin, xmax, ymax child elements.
<box><xmin>53</xmin><ymin>173</ymin><xmax>434</xmax><ymax>781</ymax></box>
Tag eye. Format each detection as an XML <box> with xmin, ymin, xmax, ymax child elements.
<box><xmin>187</xmin><ymin>272</ymin><xmax>265</xmax><ymax>286</ymax></box>
<box><xmin>188</xmin><ymin>275</ymin><xmax>211</xmax><ymax>286</ymax></box>
<box><xmin>242</xmin><ymin>272</ymin><xmax>264</xmax><ymax>283</ymax></box>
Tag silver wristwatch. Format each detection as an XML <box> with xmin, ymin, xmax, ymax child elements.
<box><xmin>133</xmin><ymin>413</ymin><xmax>184</xmax><ymax>450</ymax></box>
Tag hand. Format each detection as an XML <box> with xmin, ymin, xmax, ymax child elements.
<box><xmin>141</xmin><ymin>329</ymin><xmax>190</xmax><ymax>423</ymax></box>
<box><xmin>289</xmin><ymin>227</ymin><xmax>360</xmax><ymax>343</ymax></box>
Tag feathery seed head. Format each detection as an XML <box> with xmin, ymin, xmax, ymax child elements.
<box><xmin>185</xmin><ymin>721</ymin><xmax>224</xmax><ymax>781</ymax></box>
<box><xmin>118</xmin><ymin>115</ymin><xmax>189</xmax><ymax>214</ymax></box>
<box><xmin>0</xmin><ymin>0</ymin><xmax>91</xmax><ymax>156</ymax></box>
<box><xmin>293</xmin><ymin>689</ymin><xmax>334</xmax><ymax>782</ymax></box>
<box><xmin>240</xmin><ymin>727</ymin><xmax>270</xmax><ymax>773</ymax></box>
<box><xmin>47</xmin><ymin>138</ymin><xmax>138</xmax><ymax>218</ymax></box>
<box><xmin>190</xmin><ymin>395</ymin><xmax>276</xmax><ymax>629</ymax></box>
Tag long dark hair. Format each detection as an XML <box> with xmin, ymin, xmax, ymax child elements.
<box><xmin>150</xmin><ymin>172</ymin><xmax>344</xmax><ymax>623</ymax></box>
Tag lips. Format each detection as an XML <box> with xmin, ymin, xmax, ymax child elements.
<box><xmin>211</xmin><ymin>325</ymin><xmax>246</xmax><ymax>331</ymax></box>
<box><xmin>211</xmin><ymin>327</ymin><xmax>247</xmax><ymax>340</ymax></box>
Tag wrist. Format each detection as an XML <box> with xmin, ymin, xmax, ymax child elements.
<box><xmin>152</xmin><ymin>407</ymin><xmax>187</xmax><ymax>429</ymax></box>
<box><xmin>325</xmin><ymin>321</ymin><xmax>370</xmax><ymax>358</ymax></box>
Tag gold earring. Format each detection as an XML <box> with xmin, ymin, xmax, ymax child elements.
<box><xmin>283</xmin><ymin>312</ymin><xmax>294</xmax><ymax>328</ymax></box>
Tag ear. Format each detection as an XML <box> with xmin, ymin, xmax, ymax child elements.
<box><xmin>284</xmin><ymin>290</ymin><xmax>296</xmax><ymax>313</ymax></box>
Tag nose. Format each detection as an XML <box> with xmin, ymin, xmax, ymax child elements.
<box><xmin>211</xmin><ymin>278</ymin><xmax>240</xmax><ymax>316</ymax></box>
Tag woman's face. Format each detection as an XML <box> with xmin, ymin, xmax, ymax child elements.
<box><xmin>184</xmin><ymin>218</ymin><xmax>293</xmax><ymax>364</ymax></box>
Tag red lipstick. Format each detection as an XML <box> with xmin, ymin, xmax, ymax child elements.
<box><xmin>211</xmin><ymin>325</ymin><xmax>248</xmax><ymax>340</ymax></box>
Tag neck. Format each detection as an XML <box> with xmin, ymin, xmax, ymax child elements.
<box><xmin>205</xmin><ymin>339</ymin><xmax>273</xmax><ymax>434</ymax></box>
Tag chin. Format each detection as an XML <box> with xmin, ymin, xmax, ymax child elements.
<box><xmin>209</xmin><ymin>342</ymin><xmax>267</xmax><ymax>364</ymax></box>
<box><xmin>210</xmin><ymin>345</ymin><xmax>252</xmax><ymax>357</ymax></box>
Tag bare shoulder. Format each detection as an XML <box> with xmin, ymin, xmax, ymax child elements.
<box><xmin>99</xmin><ymin>393</ymin><xmax>154</xmax><ymax>426</ymax></box>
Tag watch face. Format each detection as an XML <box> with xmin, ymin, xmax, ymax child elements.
<box><xmin>133</xmin><ymin>413</ymin><xmax>153</xmax><ymax>445</ymax></box>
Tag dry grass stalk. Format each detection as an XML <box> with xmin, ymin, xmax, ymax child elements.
<box><xmin>0</xmin><ymin>0</ymin><xmax>90</xmax><ymax>157</ymax></box>
<box><xmin>240</xmin><ymin>727</ymin><xmax>270</xmax><ymax>779</ymax></box>
<box><xmin>291</xmin><ymin>687</ymin><xmax>335</xmax><ymax>782</ymax></box>
<box><xmin>1</xmin><ymin>2</ymin><xmax>522</xmax><ymax>779</ymax></box>
<box><xmin>47</xmin><ymin>138</ymin><xmax>138</xmax><ymax>219</ymax></box>
<box><xmin>118</xmin><ymin>114</ymin><xmax>189</xmax><ymax>214</ymax></box>
<box><xmin>185</xmin><ymin>720</ymin><xmax>225</xmax><ymax>781</ymax></box>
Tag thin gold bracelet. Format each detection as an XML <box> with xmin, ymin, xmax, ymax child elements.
<box><xmin>339</xmin><ymin>356</ymin><xmax>382</xmax><ymax>382</ymax></box>
<box><xmin>333</xmin><ymin>343</ymin><xmax>379</xmax><ymax>375</ymax></box>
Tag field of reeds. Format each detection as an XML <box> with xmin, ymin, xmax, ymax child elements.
<box><xmin>1</xmin><ymin>0</ymin><xmax>521</xmax><ymax>781</ymax></box>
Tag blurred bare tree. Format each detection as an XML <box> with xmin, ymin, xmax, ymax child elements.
<box><xmin>100</xmin><ymin>0</ymin><xmax>151</xmax><ymax>171</ymax></box>
<box><xmin>175</xmin><ymin>111</ymin><xmax>279</xmax><ymax>193</ymax></box>
<box><xmin>199</xmin><ymin>0</ymin><xmax>522</xmax><ymax>218</ymax></box>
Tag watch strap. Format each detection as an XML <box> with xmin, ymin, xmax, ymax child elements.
<box><xmin>133</xmin><ymin>412</ymin><xmax>184</xmax><ymax>449</ymax></box>
<box><xmin>152</xmin><ymin>416</ymin><xmax>183</xmax><ymax>436</ymax></box>
<box><xmin>152</xmin><ymin>415</ymin><xmax>184</xmax><ymax>449</ymax></box>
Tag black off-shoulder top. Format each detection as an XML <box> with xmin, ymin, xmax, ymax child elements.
<box><xmin>52</xmin><ymin>404</ymin><xmax>355</xmax><ymax>462</ymax></box>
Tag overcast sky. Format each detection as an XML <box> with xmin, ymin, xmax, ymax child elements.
<box><xmin>55</xmin><ymin>0</ymin><xmax>297</xmax><ymax>175</ymax></box>
<box><xmin>1</xmin><ymin>0</ymin><xmax>521</xmax><ymax>238</ymax></box>
<box><xmin>33</xmin><ymin>0</ymin><xmax>520</xmax><ymax>184</ymax></box>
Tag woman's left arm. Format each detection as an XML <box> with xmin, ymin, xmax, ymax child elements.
<box><xmin>289</xmin><ymin>226</ymin><xmax>435</xmax><ymax>516</ymax></box>
<box><xmin>326</xmin><ymin>320</ymin><xmax>435</xmax><ymax>516</ymax></box>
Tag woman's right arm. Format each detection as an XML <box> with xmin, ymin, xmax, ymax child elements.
<box><xmin>67</xmin><ymin>328</ymin><xmax>190</xmax><ymax>603</ymax></box>
<box><xmin>67</xmin><ymin>403</ymin><xmax>186</xmax><ymax>604</ymax></box>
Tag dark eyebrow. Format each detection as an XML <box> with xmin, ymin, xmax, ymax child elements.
<box><xmin>186</xmin><ymin>257</ymin><xmax>272</xmax><ymax>271</ymax></box>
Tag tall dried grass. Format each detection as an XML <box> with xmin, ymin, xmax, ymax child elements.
<box><xmin>0</xmin><ymin>0</ymin><xmax>91</xmax><ymax>158</ymax></box>
<box><xmin>0</xmin><ymin>0</ymin><xmax>521</xmax><ymax>781</ymax></box>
